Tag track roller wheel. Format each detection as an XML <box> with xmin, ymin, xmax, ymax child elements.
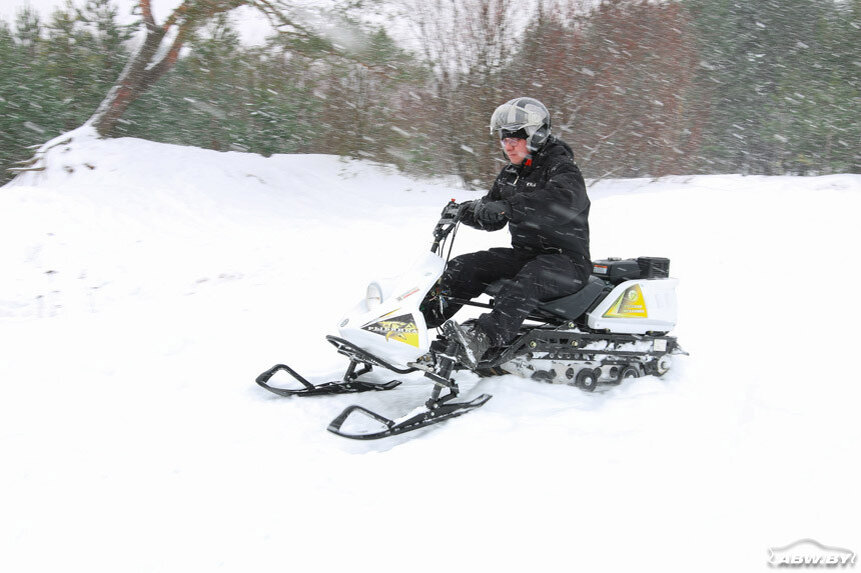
<box><xmin>616</xmin><ymin>365</ymin><xmax>641</xmax><ymax>384</ymax></box>
<box><xmin>647</xmin><ymin>355</ymin><xmax>672</xmax><ymax>376</ymax></box>
<box><xmin>574</xmin><ymin>368</ymin><xmax>600</xmax><ymax>392</ymax></box>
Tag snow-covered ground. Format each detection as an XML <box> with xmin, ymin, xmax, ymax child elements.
<box><xmin>1</xmin><ymin>129</ymin><xmax>859</xmax><ymax>572</ymax></box>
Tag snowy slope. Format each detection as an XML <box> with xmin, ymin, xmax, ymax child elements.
<box><xmin>1</xmin><ymin>129</ymin><xmax>859</xmax><ymax>573</ymax></box>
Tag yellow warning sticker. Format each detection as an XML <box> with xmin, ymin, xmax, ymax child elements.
<box><xmin>603</xmin><ymin>284</ymin><xmax>648</xmax><ymax>318</ymax></box>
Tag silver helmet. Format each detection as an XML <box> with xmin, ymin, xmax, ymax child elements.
<box><xmin>489</xmin><ymin>97</ymin><xmax>551</xmax><ymax>151</ymax></box>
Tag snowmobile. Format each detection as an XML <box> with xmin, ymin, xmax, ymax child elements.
<box><xmin>256</xmin><ymin>200</ymin><xmax>685</xmax><ymax>439</ymax></box>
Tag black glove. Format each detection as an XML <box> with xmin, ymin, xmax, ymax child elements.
<box><xmin>456</xmin><ymin>200</ymin><xmax>476</xmax><ymax>220</ymax></box>
<box><xmin>473</xmin><ymin>200</ymin><xmax>510</xmax><ymax>226</ymax></box>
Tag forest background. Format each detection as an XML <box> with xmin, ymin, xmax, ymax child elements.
<box><xmin>1</xmin><ymin>0</ymin><xmax>859</xmax><ymax>187</ymax></box>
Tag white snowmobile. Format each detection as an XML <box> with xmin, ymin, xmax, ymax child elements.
<box><xmin>256</xmin><ymin>201</ymin><xmax>686</xmax><ymax>439</ymax></box>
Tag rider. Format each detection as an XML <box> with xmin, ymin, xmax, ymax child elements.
<box><xmin>424</xmin><ymin>97</ymin><xmax>591</xmax><ymax>367</ymax></box>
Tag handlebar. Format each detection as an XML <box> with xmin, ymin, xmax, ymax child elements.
<box><xmin>439</xmin><ymin>199</ymin><xmax>463</xmax><ymax>222</ymax></box>
<box><xmin>431</xmin><ymin>199</ymin><xmax>462</xmax><ymax>254</ymax></box>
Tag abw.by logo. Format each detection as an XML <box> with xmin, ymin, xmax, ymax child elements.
<box><xmin>768</xmin><ymin>539</ymin><xmax>856</xmax><ymax>567</ymax></box>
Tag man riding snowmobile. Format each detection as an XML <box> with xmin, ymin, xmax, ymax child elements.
<box><xmin>256</xmin><ymin>97</ymin><xmax>685</xmax><ymax>440</ymax></box>
<box><xmin>425</xmin><ymin>97</ymin><xmax>592</xmax><ymax>368</ymax></box>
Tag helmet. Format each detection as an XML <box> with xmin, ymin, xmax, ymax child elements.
<box><xmin>489</xmin><ymin>97</ymin><xmax>551</xmax><ymax>151</ymax></box>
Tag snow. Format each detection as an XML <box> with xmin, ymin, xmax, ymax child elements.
<box><xmin>1</xmin><ymin>130</ymin><xmax>860</xmax><ymax>572</ymax></box>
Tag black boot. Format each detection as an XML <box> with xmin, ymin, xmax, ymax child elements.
<box><xmin>442</xmin><ymin>320</ymin><xmax>492</xmax><ymax>368</ymax></box>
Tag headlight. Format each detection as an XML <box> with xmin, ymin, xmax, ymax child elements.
<box><xmin>366</xmin><ymin>282</ymin><xmax>383</xmax><ymax>310</ymax></box>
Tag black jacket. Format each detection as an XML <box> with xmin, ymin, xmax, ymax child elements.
<box><xmin>463</xmin><ymin>136</ymin><xmax>591</xmax><ymax>269</ymax></box>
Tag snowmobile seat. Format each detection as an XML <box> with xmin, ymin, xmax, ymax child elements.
<box><xmin>485</xmin><ymin>275</ymin><xmax>607</xmax><ymax>321</ymax></box>
<box><xmin>537</xmin><ymin>275</ymin><xmax>607</xmax><ymax>319</ymax></box>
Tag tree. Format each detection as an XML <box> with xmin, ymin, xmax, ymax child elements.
<box><xmin>43</xmin><ymin>0</ymin><xmax>135</xmax><ymax>131</ymax></box>
<box><xmin>113</xmin><ymin>13</ymin><xmax>320</xmax><ymax>155</ymax></box>
<box><xmin>0</xmin><ymin>7</ymin><xmax>58</xmax><ymax>180</ymax></box>
<box><xmin>501</xmin><ymin>0</ymin><xmax>702</xmax><ymax>179</ymax></box>
<box><xmin>86</xmin><ymin>0</ymin><xmax>410</xmax><ymax>142</ymax></box>
<box><xmin>402</xmin><ymin>0</ymin><xmax>520</xmax><ymax>186</ymax></box>
<box><xmin>311</xmin><ymin>26</ymin><xmax>428</xmax><ymax>164</ymax></box>
<box><xmin>87</xmin><ymin>0</ymin><xmax>246</xmax><ymax>136</ymax></box>
<box><xmin>684</xmin><ymin>0</ymin><xmax>860</xmax><ymax>174</ymax></box>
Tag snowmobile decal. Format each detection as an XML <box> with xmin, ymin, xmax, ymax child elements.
<box><xmin>603</xmin><ymin>284</ymin><xmax>648</xmax><ymax>318</ymax></box>
<box><xmin>362</xmin><ymin>313</ymin><xmax>420</xmax><ymax>347</ymax></box>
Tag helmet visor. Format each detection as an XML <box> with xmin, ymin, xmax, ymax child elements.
<box><xmin>489</xmin><ymin>101</ymin><xmax>546</xmax><ymax>136</ymax></box>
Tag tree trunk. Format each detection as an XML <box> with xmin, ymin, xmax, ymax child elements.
<box><xmin>88</xmin><ymin>26</ymin><xmax>167</xmax><ymax>136</ymax></box>
<box><xmin>86</xmin><ymin>0</ymin><xmax>243</xmax><ymax>137</ymax></box>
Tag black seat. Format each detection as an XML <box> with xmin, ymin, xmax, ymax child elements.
<box><xmin>485</xmin><ymin>275</ymin><xmax>607</xmax><ymax>321</ymax></box>
<box><xmin>537</xmin><ymin>275</ymin><xmax>606</xmax><ymax>320</ymax></box>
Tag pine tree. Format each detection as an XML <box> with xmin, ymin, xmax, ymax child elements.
<box><xmin>685</xmin><ymin>0</ymin><xmax>859</xmax><ymax>174</ymax></box>
<box><xmin>0</xmin><ymin>8</ymin><xmax>56</xmax><ymax>182</ymax></box>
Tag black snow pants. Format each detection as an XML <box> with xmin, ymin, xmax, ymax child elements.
<box><xmin>423</xmin><ymin>247</ymin><xmax>590</xmax><ymax>345</ymax></box>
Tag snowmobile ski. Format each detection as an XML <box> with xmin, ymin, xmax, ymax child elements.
<box><xmin>327</xmin><ymin>342</ymin><xmax>491</xmax><ymax>440</ymax></box>
<box><xmin>327</xmin><ymin>393</ymin><xmax>491</xmax><ymax>440</ymax></box>
<box><xmin>255</xmin><ymin>361</ymin><xmax>401</xmax><ymax>397</ymax></box>
<box><xmin>256</xmin><ymin>335</ymin><xmax>417</xmax><ymax>397</ymax></box>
